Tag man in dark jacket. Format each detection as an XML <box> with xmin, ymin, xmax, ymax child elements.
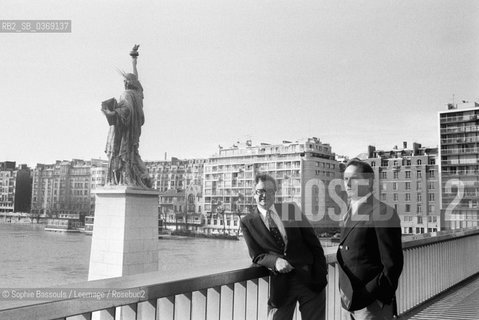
<box><xmin>240</xmin><ymin>173</ymin><xmax>327</xmax><ymax>320</ymax></box>
<box><xmin>337</xmin><ymin>159</ymin><xmax>403</xmax><ymax>319</ymax></box>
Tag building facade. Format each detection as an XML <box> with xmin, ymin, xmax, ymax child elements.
<box><xmin>0</xmin><ymin>162</ymin><xmax>32</xmax><ymax>213</ymax></box>
<box><xmin>146</xmin><ymin>158</ymin><xmax>205</xmax><ymax>192</ymax></box>
<box><xmin>31</xmin><ymin>159</ymin><xmax>95</xmax><ymax>220</ymax></box>
<box><xmin>203</xmin><ymin>138</ymin><xmax>341</xmax><ymax>235</ymax></box>
<box><xmin>439</xmin><ymin>101</ymin><xmax>479</xmax><ymax>229</ymax></box>
<box><xmin>146</xmin><ymin>158</ymin><xmax>205</xmax><ymax>231</ymax></box>
<box><xmin>364</xmin><ymin>143</ymin><xmax>441</xmax><ymax>234</ymax></box>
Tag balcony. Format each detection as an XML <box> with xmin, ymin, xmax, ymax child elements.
<box><xmin>1</xmin><ymin>229</ymin><xmax>478</xmax><ymax>320</ymax></box>
<box><xmin>441</xmin><ymin>147</ymin><xmax>479</xmax><ymax>155</ymax></box>
<box><xmin>441</xmin><ymin>136</ymin><xmax>479</xmax><ymax>144</ymax></box>
<box><xmin>442</xmin><ymin>170</ymin><xmax>479</xmax><ymax>177</ymax></box>
<box><xmin>440</xmin><ymin>115</ymin><xmax>478</xmax><ymax>123</ymax></box>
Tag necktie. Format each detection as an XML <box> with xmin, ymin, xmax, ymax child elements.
<box><xmin>343</xmin><ymin>200</ymin><xmax>352</xmax><ymax>226</ymax></box>
<box><xmin>266</xmin><ymin>210</ymin><xmax>285</xmax><ymax>252</ymax></box>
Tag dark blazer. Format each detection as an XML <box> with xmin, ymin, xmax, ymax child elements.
<box><xmin>240</xmin><ymin>203</ymin><xmax>328</xmax><ymax>307</ymax></box>
<box><xmin>337</xmin><ymin>196</ymin><xmax>403</xmax><ymax>311</ymax></box>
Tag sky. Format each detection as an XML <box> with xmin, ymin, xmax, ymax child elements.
<box><xmin>2</xmin><ymin>0</ymin><xmax>479</xmax><ymax>167</ymax></box>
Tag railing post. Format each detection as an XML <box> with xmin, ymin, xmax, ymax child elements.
<box><xmin>92</xmin><ymin>308</ymin><xmax>115</xmax><ymax>320</ymax></box>
<box><xmin>232</xmin><ymin>281</ymin><xmax>247</xmax><ymax>320</ymax></box>
<box><xmin>175</xmin><ymin>293</ymin><xmax>192</xmax><ymax>320</ymax></box>
<box><xmin>246</xmin><ymin>279</ymin><xmax>259</xmax><ymax>319</ymax></box>
<box><xmin>119</xmin><ymin>304</ymin><xmax>137</xmax><ymax>320</ymax></box>
<box><xmin>257</xmin><ymin>277</ymin><xmax>269</xmax><ymax>320</ymax></box>
<box><xmin>219</xmin><ymin>284</ymin><xmax>234</xmax><ymax>320</ymax></box>
<box><xmin>137</xmin><ymin>300</ymin><xmax>156</xmax><ymax>320</ymax></box>
<box><xmin>158</xmin><ymin>296</ymin><xmax>175</xmax><ymax>320</ymax></box>
<box><xmin>191</xmin><ymin>289</ymin><xmax>207</xmax><ymax>320</ymax></box>
<box><xmin>206</xmin><ymin>286</ymin><xmax>221</xmax><ymax>320</ymax></box>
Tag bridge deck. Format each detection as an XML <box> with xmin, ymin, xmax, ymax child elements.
<box><xmin>402</xmin><ymin>273</ymin><xmax>479</xmax><ymax>320</ymax></box>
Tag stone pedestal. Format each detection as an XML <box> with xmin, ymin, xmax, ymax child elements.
<box><xmin>88</xmin><ymin>186</ymin><xmax>159</xmax><ymax>281</ymax></box>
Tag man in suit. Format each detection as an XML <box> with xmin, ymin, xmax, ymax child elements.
<box><xmin>240</xmin><ymin>173</ymin><xmax>327</xmax><ymax>320</ymax></box>
<box><xmin>337</xmin><ymin>159</ymin><xmax>403</xmax><ymax>319</ymax></box>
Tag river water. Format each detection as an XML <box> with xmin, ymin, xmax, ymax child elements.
<box><xmin>0</xmin><ymin>223</ymin><xmax>251</xmax><ymax>289</ymax></box>
<box><xmin>0</xmin><ymin>223</ymin><xmax>337</xmax><ymax>310</ymax></box>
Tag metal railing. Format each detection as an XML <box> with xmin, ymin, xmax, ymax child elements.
<box><xmin>441</xmin><ymin>115</ymin><xmax>478</xmax><ymax>123</ymax></box>
<box><xmin>441</xmin><ymin>125</ymin><xmax>479</xmax><ymax>134</ymax></box>
<box><xmin>441</xmin><ymin>147</ymin><xmax>479</xmax><ymax>155</ymax></box>
<box><xmin>1</xmin><ymin>229</ymin><xmax>478</xmax><ymax>320</ymax></box>
<box><xmin>441</xmin><ymin>137</ymin><xmax>479</xmax><ymax>144</ymax></box>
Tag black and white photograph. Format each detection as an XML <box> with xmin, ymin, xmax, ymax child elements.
<box><xmin>1</xmin><ymin>1</ymin><xmax>478</xmax><ymax>319</ymax></box>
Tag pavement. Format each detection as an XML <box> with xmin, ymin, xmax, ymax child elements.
<box><xmin>401</xmin><ymin>273</ymin><xmax>479</xmax><ymax>320</ymax></box>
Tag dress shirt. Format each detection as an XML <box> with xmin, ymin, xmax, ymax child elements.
<box><xmin>257</xmin><ymin>205</ymin><xmax>288</xmax><ymax>247</ymax></box>
<box><xmin>349</xmin><ymin>192</ymin><xmax>373</xmax><ymax>221</ymax></box>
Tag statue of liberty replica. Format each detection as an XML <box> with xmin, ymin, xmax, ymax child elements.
<box><xmin>89</xmin><ymin>45</ymin><xmax>158</xmax><ymax>284</ymax></box>
<box><xmin>102</xmin><ymin>45</ymin><xmax>151</xmax><ymax>188</ymax></box>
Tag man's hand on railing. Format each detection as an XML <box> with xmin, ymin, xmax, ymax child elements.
<box><xmin>275</xmin><ymin>258</ymin><xmax>294</xmax><ymax>273</ymax></box>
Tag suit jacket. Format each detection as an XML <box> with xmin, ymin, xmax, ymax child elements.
<box><xmin>240</xmin><ymin>203</ymin><xmax>328</xmax><ymax>307</ymax></box>
<box><xmin>337</xmin><ymin>195</ymin><xmax>403</xmax><ymax>311</ymax></box>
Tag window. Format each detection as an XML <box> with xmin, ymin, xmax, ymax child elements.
<box><xmin>381</xmin><ymin>193</ymin><xmax>386</xmax><ymax>201</ymax></box>
<box><xmin>405</xmin><ymin>171</ymin><xmax>411</xmax><ymax>179</ymax></box>
<box><xmin>405</xmin><ymin>204</ymin><xmax>410</xmax><ymax>212</ymax></box>
<box><xmin>417</xmin><ymin>170</ymin><xmax>422</xmax><ymax>178</ymax></box>
<box><xmin>394</xmin><ymin>193</ymin><xmax>398</xmax><ymax>201</ymax></box>
<box><xmin>393</xmin><ymin>182</ymin><xmax>398</xmax><ymax>190</ymax></box>
<box><xmin>417</xmin><ymin>159</ymin><xmax>422</xmax><ymax>165</ymax></box>
<box><xmin>417</xmin><ymin>204</ymin><xmax>422</xmax><ymax>213</ymax></box>
<box><xmin>405</xmin><ymin>193</ymin><xmax>411</xmax><ymax>201</ymax></box>
<box><xmin>405</xmin><ymin>182</ymin><xmax>411</xmax><ymax>190</ymax></box>
<box><xmin>393</xmin><ymin>171</ymin><xmax>398</xmax><ymax>179</ymax></box>
<box><xmin>428</xmin><ymin>204</ymin><xmax>435</xmax><ymax>213</ymax></box>
<box><xmin>417</xmin><ymin>193</ymin><xmax>422</xmax><ymax>202</ymax></box>
<box><xmin>417</xmin><ymin>181</ymin><xmax>422</xmax><ymax>190</ymax></box>
<box><xmin>371</xmin><ymin>162</ymin><xmax>376</xmax><ymax>167</ymax></box>
<box><xmin>406</xmin><ymin>160</ymin><xmax>411</xmax><ymax>166</ymax></box>
<box><xmin>428</xmin><ymin>182</ymin><xmax>435</xmax><ymax>190</ymax></box>
<box><xmin>428</xmin><ymin>170</ymin><xmax>435</xmax><ymax>178</ymax></box>
<box><xmin>429</xmin><ymin>159</ymin><xmax>435</xmax><ymax>165</ymax></box>
<box><xmin>428</xmin><ymin>193</ymin><xmax>435</xmax><ymax>201</ymax></box>
<box><xmin>417</xmin><ymin>216</ymin><xmax>423</xmax><ymax>224</ymax></box>
<box><xmin>381</xmin><ymin>182</ymin><xmax>387</xmax><ymax>191</ymax></box>
<box><xmin>380</xmin><ymin>172</ymin><xmax>387</xmax><ymax>179</ymax></box>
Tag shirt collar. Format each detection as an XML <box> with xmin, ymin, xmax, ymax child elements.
<box><xmin>350</xmin><ymin>192</ymin><xmax>373</xmax><ymax>207</ymax></box>
<box><xmin>257</xmin><ymin>204</ymin><xmax>275</xmax><ymax>218</ymax></box>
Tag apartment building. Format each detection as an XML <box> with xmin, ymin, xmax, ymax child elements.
<box><xmin>146</xmin><ymin>158</ymin><xmax>205</xmax><ymax>192</ymax></box>
<box><xmin>0</xmin><ymin>162</ymin><xmax>32</xmax><ymax>213</ymax></box>
<box><xmin>439</xmin><ymin>101</ymin><xmax>479</xmax><ymax>229</ymax></box>
<box><xmin>146</xmin><ymin>158</ymin><xmax>205</xmax><ymax>231</ymax></box>
<box><xmin>203</xmin><ymin>138</ymin><xmax>341</xmax><ymax>235</ymax></box>
<box><xmin>364</xmin><ymin>143</ymin><xmax>441</xmax><ymax>234</ymax></box>
<box><xmin>31</xmin><ymin>159</ymin><xmax>93</xmax><ymax>220</ymax></box>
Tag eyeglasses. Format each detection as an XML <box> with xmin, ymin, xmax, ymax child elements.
<box><xmin>254</xmin><ymin>189</ymin><xmax>275</xmax><ymax>195</ymax></box>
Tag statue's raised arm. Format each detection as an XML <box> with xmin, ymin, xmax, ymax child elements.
<box><xmin>130</xmin><ymin>44</ymin><xmax>140</xmax><ymax>78</ymax></box>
